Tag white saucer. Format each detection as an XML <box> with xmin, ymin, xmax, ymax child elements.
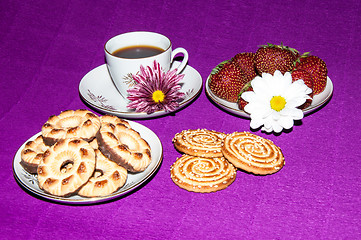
<box><xmin>205</xmin><ymin>75</ymin><xmax>333</xmax><ymax>118</ymax></box>
<box><xmin>13</xmin><ymin>120</ymin><xmax>163</xmax><ymax>204</ymax></box>
<box><xmin>79</xmin><ymin>62</ymin><xmax>202</xmax><ymax>119</ymax></box>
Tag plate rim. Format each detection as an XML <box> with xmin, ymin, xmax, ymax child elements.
<box><xmin>205</xmin><ymin>75</ymin><xmax>333</xmax><ymax>118</ymax></box>
<box><xmin>79</xmin><ymin>63</ymin><xmax>203</xmax><ymax>119</ymax></box>
<box><xmin>13</xmin><ymin>120</ymin><xmax>163</xmax><ymax>204</ymax></box>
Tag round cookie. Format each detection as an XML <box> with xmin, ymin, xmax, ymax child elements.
<box><xmin>20</xmin><ymin>135</ymin><xmax>49</xmax><ymax>174</ymax></box>
<box><xmin>89</xmin><ymin>138</ymin><xmax>98</xmax><ymax>149</ymax></box>
<box><xmin>41</xmin><ymin>109</ymin><xmax>101</xmax><ymax>146</ymax></box>
<box><xmin>222</xmin><ymin>132</ymin><xmax>285</xmax><ymax>175</ymax></box>
<box><xmin>100</xmin><ymin>115</ymin><xmax>130</xmax><ymax>128</ymax></box>
<box><xmin>172</xmin><ymin>129</ymin><xmax>226</xmax><ymax>158</ymax></box>
<box><xmin>170</xmin><ymin>154</ymin><xmax>237</xmax><ymax>193</ymax></box>
<box><xmin>37</xmin><ymin>138</ymin><xmax>96</xmax><ymax>197</ymax></box>
<box><xmin>78</xmin><ymin>149</ymin><xmax>128</xmax><ymax>197</ymax></box>
<box><xmin>97</xmin><ymin>122</ymin><xmax>151</xmax><ymax>173</ymax></box>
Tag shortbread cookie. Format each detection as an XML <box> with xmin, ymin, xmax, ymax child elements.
<box><xmin>78</xmin><ymin>149</ymin><xmax>127</xmax><ymax>197</ymax></box>
<box><xmin>89</xmin><ymin>138</ymin><xmax>98</xmax><ymax>149</ymax></box>
<box><xmin>41</xmin><ymin>109</ymin><xmax>101</xmax><ymax>146</ymax></box>
<box><xmin>170</xmin><ymin>155</ymin><xmax>236</xmax><ymax>193</ymax></box>
<box><xmin>37</xmin><ymin>138</ymin><xmax>96</xmax><ymax>197</ymax></box>
<box><xmin>20</xmin><ymin>135</ymin><xmax>49</xmax><ymax>174</ymax></box>
<box><xmin>97</xmin><ymin>122</ymin><xmax>151</xmax><ymax>173</ymax></box>
<box><xmin>100</xmin><ymin>115</ymin><xmax>130</xmax><ymax>128</ymax></box>
<box><xmin>172</xmin><ymin>129</ymin><xmax>226</xmax><ymax>158</ymax></box>
<box><xmin>222</xmin><ymin>132</ymin><xmax>284</xmax><ymax>175</ymax></box>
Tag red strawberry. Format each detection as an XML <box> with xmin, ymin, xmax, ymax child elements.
<box><xmin>209</xmin><ymin>60</ymin><xmax>248</xmax><ymax>102</ymax></box>
<box><xmin>231</xmin><ymin>52</ymin><xmax>257</xmax><ymax>82</ymax></box>
<box><xmin>291</xmin><ymin>69</ymin><xmax>314</xmax><ymax>109</ymax></box>
<box><xmin>294</xmin><ymin>55</ymin><xmax>327</xmax><ymax>95</ymax></box>
<box><xmin>237</xmin><ymin>81</ymin><xmax>253</xmax><ymax>111</ymax></box>
<box><xmin>254</xmin><ymin>43</ymin><xmax>299</xmax><ymax>75</ymax></box>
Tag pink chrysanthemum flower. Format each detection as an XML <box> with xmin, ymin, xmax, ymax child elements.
<box><xmin>127</xmin><ymin>61</ymin><xmax>185</xmax><ymax>114</ymax></box>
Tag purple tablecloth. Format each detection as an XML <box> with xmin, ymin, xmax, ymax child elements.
<box><xmin>1</xmin><ymin>0</ymin><xmax>360</xmax><ymax>239</ymax></box>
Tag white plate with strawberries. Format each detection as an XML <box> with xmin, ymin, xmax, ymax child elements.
<box><xmin>206</xmin><ymin>76</ymin><xmax>333</xmax><ymax>118</ymax></box>
<box><xmin>206</xmin><ymin>44</ymin><xmax>334</xmax><ymax>118</ymax></box>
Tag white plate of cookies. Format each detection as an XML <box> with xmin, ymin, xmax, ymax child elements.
<box><xmin>13</xmin><ymin>110</ymin><xmax>163</xmax><ymax>204</ymax></box>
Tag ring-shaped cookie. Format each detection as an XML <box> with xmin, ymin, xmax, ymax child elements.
<box><xmin>100</xmin><ymin>115</ymin><xmax>130</xmax><ymax>128</ymax></box>
<box><xmin>37</xmin><ymin>138</ymin><xmax>96</xmax><ymax>197</ymax></box>
<box><xmin>97</xmin><ymin>122</ymin><xmax>151</xmax><ymax>173</ymax></box>
<box><xmin>41</xmin><ymin>109</ymin><xmax>101</xmax><ymax>146</ymax></box>
<box><xmin>89</xmin><ymin>138</ymin><xmax>98</xmax><ymax>149</ymax></box>
<box><xmin>222</xmin><ymin>132</ymin><xmax>285</xmax><ymax>175</ymax></box>
<box><xmin>78</xmin><ymin>149</ymin><xmax>128</xmax><ymax>197</ymax></box>
<box><xmin>173</xmin><ymin>129</ymin><xmax>226</xmax><ymax>158</ymax></box>
<box><xmin>20</xmin><ymin>135</ymin><xmax>49</xmax><ymax>174</ymax></box>
<box><xmin>170</xmin><ymin>155</ymin><xmax>237</xmax><ymax>193</ymax></box>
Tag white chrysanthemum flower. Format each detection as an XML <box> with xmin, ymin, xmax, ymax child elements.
<box><xmin>241</xmin><ymin>70</ymin><xmax>312</xmax><ymax>133</ymax></box>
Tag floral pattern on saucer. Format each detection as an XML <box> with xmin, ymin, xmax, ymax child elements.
<box><xmin>87</xmin><ymin>90</ymin><xmax>116</xmax><ymax>111</ymax></box>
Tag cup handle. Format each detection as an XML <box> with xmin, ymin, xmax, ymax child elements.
<box><xmin>171</xmin><ymin>47</ymin><xmax>189</xmax><ymax>74</ymax></box>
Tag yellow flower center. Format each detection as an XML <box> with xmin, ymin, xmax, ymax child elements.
<box><xmin>152</xmin><ymin>90</ymin><xmax>165</xmax><ymax>103</ymax></box>
<box><xmin>270</xmin><ymin>96</ymin><xmax>286</xmax><ymax>112</ymax></box>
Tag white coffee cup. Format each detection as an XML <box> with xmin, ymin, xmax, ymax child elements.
<box><xmin>104</xmin><ymin>31</ymin><xmax>188</xmax><ymax>98</ymax></box>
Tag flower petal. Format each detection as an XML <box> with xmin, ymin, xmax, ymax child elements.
<box><xmin>278</xmin><ymin>116</ymin><xmax>294</xmax><ymax>129</ymax></box>
<box><xmin>272</xmin><ymin>121</ymin><xmax>283</xmax><ymax>133</ymax></box>
<box><xmin>250</xmin><ymin>116</ymin><xmax>264</xmax><ymax>129</ymax></box>
<box><xmin>286</xmin><ymin>97</ymin><xmax>306</xmax><ymax>108</ymax></box>
<box><xmin>241</xmin><ymin>91</ymin><xmax>255</xmax><ymax>102</ymax></box>
<box><xmin>282</xmin><ymin>107</ymin><xmax>304</xmax><ymax>119</ymax></box>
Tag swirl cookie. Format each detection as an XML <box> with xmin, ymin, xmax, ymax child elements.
<box><xmin>37</xmin><ymin>138</ymin><xmax>96</xmax><ymax>197</ymax></box>
<box><xmin>173</xmin><ymin>129</ymin><xmax>226</xmax><ymax>158</ymax></box>
<box><xmin>20</xmin><ymin>135</ymin><xmax>49</xmax><ymax>174</ymax></box>
<box><xmin>170</xmin><ymin>155</ymin><xmax>236</xmax><ymax>193</ymax></box>
<box><xmin>97</xmin><ymin>121</ymin><xmax>151</xmax><ymax>173</ymax></box>
<box><xmin>78</xmin><ymin>149</ymin><xmax>127</xmax><ymax>197</ymax></box>
<box><xmin>222</xmin><ymin>132</ymin><xmax>285</xmax><ymax>175</ymax></box>
<box><xmin>41</xmin><ymin>109</ymin><xmax>101</xmax><ymax>146</ymax></box>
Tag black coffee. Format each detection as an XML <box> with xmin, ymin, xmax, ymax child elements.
<box><xmin>112</xmin><ymin>45</ymin><xmax>164</xmax><ymax>59</ymax></box>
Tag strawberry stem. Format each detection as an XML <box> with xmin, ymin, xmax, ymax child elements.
<box><xmin>237</xmin><ymin>81</ymin><xmax>253</xmax><ymax>100</ymax></box>
<box><xmin>258</xmin><ymin>42</ymin><xmax>300</xmax><ymax>56</ymax></box>
<box><xmin>210</xmin><ymin>60</ymin><xmax>230</xmax><ymax>75</ymax></box>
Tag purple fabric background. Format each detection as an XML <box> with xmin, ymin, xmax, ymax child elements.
<box><xmin>1</xmin><ymin>0</ymin><xmax>360</xmax><ymax>239</ymax></box>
